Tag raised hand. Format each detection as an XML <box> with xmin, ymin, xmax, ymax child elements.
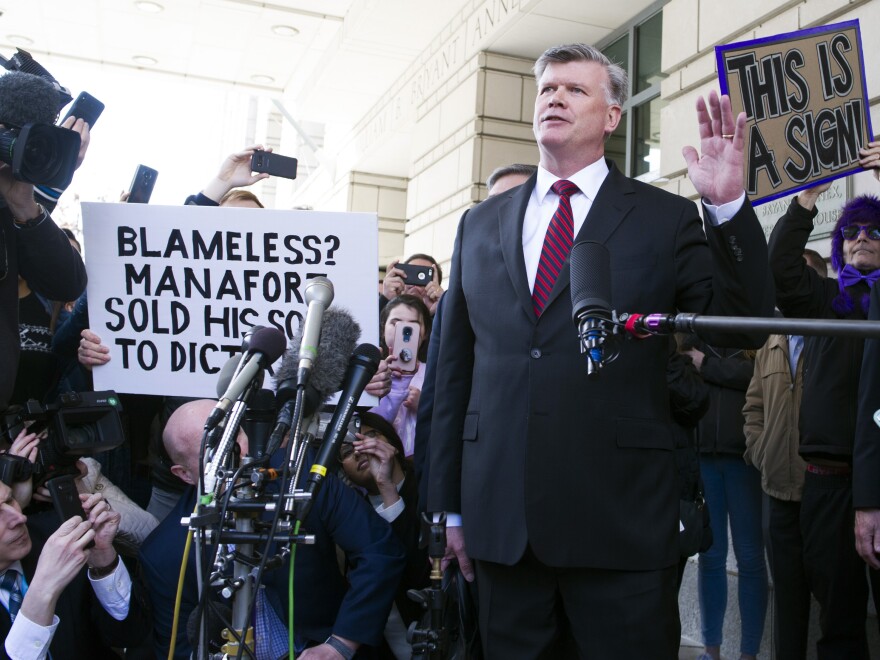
<box><xmin>682</xmin><ymin>90</ymin><xmax>747</xmax><ymax>206</ymax></box>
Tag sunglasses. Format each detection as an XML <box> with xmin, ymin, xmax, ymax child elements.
<box><xmin>841</xmin><ymin>225</ymin><xmax>880</xmax><ymax>241</ymax></box>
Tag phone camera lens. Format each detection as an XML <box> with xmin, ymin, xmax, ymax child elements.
<box><xmin>402</xmin><ymin>327</ymin><xmax>412</xmax><ymax>341</ymax></box>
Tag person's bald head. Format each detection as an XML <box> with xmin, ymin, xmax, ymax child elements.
<box><xmin>163</xmin><ymin>399</ymin><xmax>248</xmax><ymax>486</ymax></box>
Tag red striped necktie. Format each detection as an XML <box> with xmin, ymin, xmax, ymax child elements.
<box><xmin>532</xmin><ymin>179</ymin><xmax>579</xmax><ymax>317</ymax></box>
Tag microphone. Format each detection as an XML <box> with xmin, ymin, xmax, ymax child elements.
<box><xmin>214</xmin><ymin>354</ymin><xmax>243</xmax><ymax>398</ymax></box>
<box><xmin>570</xmin><ymin>241</ymin><xmax>613</xmax><ymax>376</ymax></box>
<box><xmin>205</xmin><ymin>326</ymin><xmax>287</xmax><ymax>430</ymax></box>
<box><xmin>266</xmin><ymin>308</ymin><xmax>361</xmax><ymax>457</ymax></box>
<box><xmin>0</xmin><ymin>70</ymin><xmax>63</xmax><ymax>125</ymax></box>
<box><xmin>297</xmin><ymin>277</ymin><xmax>335</xmax><ymax>387</ymax></box>
<box><xmin>298</xmin><ymin>343</ymin><xmax>382</xmax><ymax>522</ymax></box>
<box><xmin>242</xmin><ymin>389</ymin><xmax>276</xmax><ymax>461</ymax></box>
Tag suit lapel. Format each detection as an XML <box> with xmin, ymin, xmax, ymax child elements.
<box><xmin>499</xmin><ymin>173</ymin><xmax>538</xmax><ymax>322</ymax></box>
<box><xmin>540</xmin><ymin>162</ymin><xmax>636</xmax><ymax>313</ymax></box>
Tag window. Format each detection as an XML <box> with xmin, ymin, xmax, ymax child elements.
<box><xmin>602</xmin><ymin>7</ymin><xmax>665</xmax><ymax>181</ymax></box>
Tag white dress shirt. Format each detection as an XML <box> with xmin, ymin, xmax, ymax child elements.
<box><xmin>3</xmin><ymin>558</ymin><xmax>132</xmax><ymax>660</ymax></box>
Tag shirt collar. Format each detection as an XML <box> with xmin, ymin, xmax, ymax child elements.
<box><xmin>0</xmin><ymin>561</ymin><xmax>23</xmax><ymax>578</ymax></box>
<box><xmin>535</xmin><ymin>157</ymin><xmax>609</xmax><ymax>204</ymax></box>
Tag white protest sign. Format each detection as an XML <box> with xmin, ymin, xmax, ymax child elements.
<box><xmin>81</xmin><ymin>202</ymin><xmax>379</xmax><ymax>398</ymax></box>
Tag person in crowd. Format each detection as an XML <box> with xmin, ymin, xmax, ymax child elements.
<box><xmin>2</xmin><ymin>422</ymin><xmax>158</xmax><ymax>549</ymax></box>
<box><xmin>338</xmin><ymin>411</ymin><xmax>429</xmax><ymax>658</ymax></box>
<box><xmin>427</xmin><ymin>41</ymin><xmax>772</xmax><ymax>657</ymax></box>
<box><xmin>139</xmin><ymin>399</ymin><xmax>405</xmax><ymax>659</ymax></box>
<box><xmin>768</xmin><ymin>166</ymin><xmax>880</xmax><ymax>657</ymax></box>
<box><xmin>486</xmin><ymin>163</ymin><xmax>538</xmax><ymax>197</ymax></box>
<box><xmin>854</xmin><ymin>142</ymin><xmax>880</xmax><ymax>578</ymax></box>
<box><xmin>0</xmin><ymin>479</ymin><xmax>150</xmax><ymax>659</ymax></box>
<box><xmin>742</xmin><ymin>251</ymin><xmax>826</xmax><ymax>660</ymax></box>
<box><xmin>381</xmin><ymin>254</ymin><xmax>444</xmax><ymax>316</ymax></box>
<box><xmin>370</xmin><ymin>295</ymin><xmax>431</xmax><ymax>456</ymax></box>
<box><xmin>682</xmin><ymin>338</ymin><xmax>765</xmax><ymax>660</ymax></box>
<box><xmin>0</xmin><ymin>70</ymin><xmax>89</xmax><ymax>411</ymax></box>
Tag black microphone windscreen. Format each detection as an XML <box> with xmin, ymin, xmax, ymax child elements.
<box><xmin>0</xmin><ymin>71</ymin><xmax>60</xmax><ymax>125</ymax></box>
<box><xmin>570</xmin><ymin>240</ymin><xmax>612</xmax><ymax>322</ymax></box>
<box><xmin>248</xmin><ymin>326</ymin><xmax>287</xmax><ymax>365</ymax></box>
<box><xmin>277</xmin><ymin>307</ymin><xmax>361</xmax><ymax>403</ymax></box>
<box><xmin>351</xmin><ymin>342</ymin><xmax>382</xmax><ymax>368</ymax></box>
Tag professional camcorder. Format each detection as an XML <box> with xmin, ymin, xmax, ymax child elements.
<box><xmin>0</xmin><ymin>48</ymin><xmax>80</xmax><ymax>188</ymax></box>
<box><xmin>1</xmin><ymin>391</ymin><xmax>125</xmax><ymax>484</ymax></box>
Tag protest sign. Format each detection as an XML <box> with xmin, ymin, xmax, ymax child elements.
<box><xmin>716</xmin><ymin>19</ymin><xmax>873</xmax><ymax>205</ymax></box>
<box><xmin>82</xmin><ymin>202</ymin><xmax>379</xmax><ymax>398</ymax></box>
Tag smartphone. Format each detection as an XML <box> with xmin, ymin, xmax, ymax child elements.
<box><xmin>392</xmin><ymin>322</ymin><xmax>421</xmax><ymax>374</ymax></box>
<box><xmin>397</xmin><ymin>263</ymin><xmax>434</xmax><ymax>287</ymax></box>
<box><xmin>45</xmin><ymin>475</ymin><xmax>94</xmax><ymax>547</ymax></box>
<box><xmin>60</xmin><ymin>92</ymin><xmax>105</xmax><ymax>128</ymax></box>
<box><xmin>127</xmin><ymin>164</ymin><xmax>158</xmax><ymax>204</ymax></box>
<box><xmin>251</xmin><ymin>151</ymin><xmax>298</xmax><ymax>180</ymax></box>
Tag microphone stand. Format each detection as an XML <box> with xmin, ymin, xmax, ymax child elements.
<box><xmin>624</xmin><ymin>313</ymin><xmax>880</xmax><ymax>338</ymax></box>
<box><xmin>407</xmin><ymin>514</ymin><xmax>449</xmax><ymax>660</ymax></box>
<box><xmin>575</xmin><ymin>312</ymin><xmax>880</xmax><ymax>374</ymax></box>
<box><xmin>188</xmin><ymin>384</ymin><xmax>317</xmax><ymax>660</ymax></box>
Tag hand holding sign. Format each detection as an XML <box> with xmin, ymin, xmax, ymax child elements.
<box><xmin>860</xmin><ymin>141</ymin><xmax>880</xmax><ymax>181</ymax></box>
<box><xmin>682</xmin><ymin>90</ymin><xmax>747</xmax><ymax>207</ymax></box>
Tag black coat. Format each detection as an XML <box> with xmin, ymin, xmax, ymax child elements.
<box><xmin>769</xmin><ymin>197</ymin><xmax>868</xmax><ymax>460</ymax></box>
<box><xmin>427</xmin><ymin>164</ymin><xmax>773</xmax><ymax>571</ymax></box>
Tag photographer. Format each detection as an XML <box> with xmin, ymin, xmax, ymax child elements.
<box><xmin>0</xmin><ymin>68</ymin><xmax>88</xmax><ymax>411</ymax></box>
<box><xmin>0</xmin><ymin>480</ymin><xmax>150</xmax><ymax>659</ymax></box>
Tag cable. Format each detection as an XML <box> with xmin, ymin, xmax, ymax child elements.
<box><xmin>167</xmin><ymin>499</ymin><xmax>198</xmax><ymax>660</ymax></box>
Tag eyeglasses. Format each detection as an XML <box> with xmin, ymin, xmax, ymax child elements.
<box><xmin>338</xmin><ymin>429</ymin><xmax>382</xmax><ymax>461</ymax></box>
<box><xmin>841</xmin><ymin>225</ymin><xmax>880</xmax><ymax>241</ymax></box>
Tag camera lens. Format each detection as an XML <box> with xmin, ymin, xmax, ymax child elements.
<box><xmin>402</xmin><ymin>327</ymin><xmax>412</xmax><ymax>341</ymax></box>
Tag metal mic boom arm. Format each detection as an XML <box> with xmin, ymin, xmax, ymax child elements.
<box><xmin>618</xmin><ymin>312</ymin><xmax>880</xmax><ymax>339</ymax></box>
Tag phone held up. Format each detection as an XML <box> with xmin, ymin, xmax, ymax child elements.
<box><xmin>396</xmin><ymin>263</ymin><xmax>434</xmax><ymax>287</ymax></box>
<box><xmin>392</xmin><ymin>323</ymin><xmax>421</xmax><ymax>375</ymax></box>
<box><xmin>251</xmin><ymin>151</ymin><xmax>298</xmax><ymax>180</ymax></box>
<box><xmin>60</xmin><ymin>92</ymin><xmax>105</xmax><ymax>128</ymax></box>
<box><xmin>45</xmin><ymin>474</ymin><xmax>95</xmax><ymax>548</ymax></box>
<box><xmin>127</xmin><ymin>164</ymin><xmax>158</xmax><ymax>204</ymax></box>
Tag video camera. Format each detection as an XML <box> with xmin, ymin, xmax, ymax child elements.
<box><xmin>1</xmin><ymin>391</ymin><xmax>125</xmax><ymax>485</ymax></box>
<box><xmin>0</xmin><ymin>48</ymin><xmax>80</xmax><ymax>188</ymax></box>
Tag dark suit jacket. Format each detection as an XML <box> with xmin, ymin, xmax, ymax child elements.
<box><xmin>139</xmin><ymin>461</ymin><xmax>406</xmax><ymax>659</ymax></box>
<box><xmin>0</xmin><ymin>518</ymin><xmax>151</xmax><ymax>660</ymax></box>
<box><xmin>855</xmin><ymin>282</ymin><xmax>880</xmax><ymax>509</ymax></box>
<box><xmin>427</xmin><ymin>164</ymin><xmax>772</xmax><ymax>571</ymax></box>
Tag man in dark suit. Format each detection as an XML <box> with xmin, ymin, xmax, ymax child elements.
<box><xmin>140</xmin><ymin>399</ymin><xmax>405</xmax><ymax>659</ymax></box>
<box><xmin>0</xmin><ymin>482</ymin><xmax>150</xmax><ymax>659</ymax></box>
<box><xmin>427</xmin><ymin>43</ymin><xmax>773</xmax><ymax>657</ymax></box>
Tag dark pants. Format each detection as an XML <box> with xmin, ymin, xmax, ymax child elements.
<box><xmin>765</xmin><ymin>494</ymin><xmax>810</xmax><ymax>660</ymax></box>
<box><xmin>474</xmin><ymin>547</ymin><xmax>679</xmax><ymax>659</ymax></box>
<box><xmin>800</xmin><ymin>471</ymin><xmax>869</xmax><ymax>659</ymax></box>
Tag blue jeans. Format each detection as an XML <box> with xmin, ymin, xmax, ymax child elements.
<box><xmin>698</xmin><ymin>455</ymin><xmax>768</xmax><ymax>655</ymax></box>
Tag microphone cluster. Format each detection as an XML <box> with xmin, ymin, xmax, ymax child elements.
<box><xmin>187</xmin><ymin>275</ymin><xmax>382</xmax><ymax>657</ymax></box>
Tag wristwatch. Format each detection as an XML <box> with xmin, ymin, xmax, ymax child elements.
<box><xmin>88</xmin><ymin>553</ymin><xmax>120</xmax><ymax>579</ymax></box>
<box><xmin>11</xmin><ymin>204</ymin><xmax>47</xmax><ymax>228</ymax></box>
<box><xmin>324</xmin><ymin>635</ymin><xmax>355</xmax><ymax>660</ymax></box>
